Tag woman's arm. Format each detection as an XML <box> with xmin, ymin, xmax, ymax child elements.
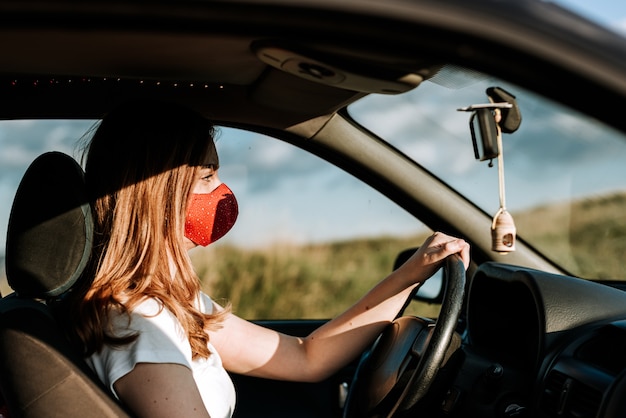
<box><xmin>210</xmin><ymin>232</ymin><xmax>469</xmax><ymax>382</ymax></box>
<box><xmin>115</xmin><ymin>363</ymin><xmax>211</xmax><ymax>418</ymax></box>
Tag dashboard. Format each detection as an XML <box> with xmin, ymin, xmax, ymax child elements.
<box><xmin>442</xmin><ymin>262</ymin><xmax>626</xmax><ymax>417</ymax></box>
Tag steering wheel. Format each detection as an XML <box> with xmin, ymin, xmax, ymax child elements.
<box><xmin>343</xmin><ymin>254</ymin><xmax>466</xmax><ymax>418</ymax></box>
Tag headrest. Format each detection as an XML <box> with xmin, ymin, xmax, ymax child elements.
<box><xmin>5</xmin><ymin>152</ymin><xmax>92</xmax><ymax>298</ymax></box>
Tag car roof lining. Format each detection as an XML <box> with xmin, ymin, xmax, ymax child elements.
<box><xmin>0</xmin><ymin>27</ymin><xmax>388</xmax><ymax>127</ymax></box>
<box><xmin>0</xmin><ymin>4</ymin><xmax>466</xmax><ymax>126</ymax></box>
<box><xmin>0</xmin><ymin>72</ymin><xmax>360</xmax><ymax>129</ymax></box>
<box><xmin>1</xmin><ymin>0</ymin><xmax>626</xmax><ymax>134</ymax></box>
<box><xmin>0</xmin><ymin>30</ymin><xmax>264</xmax><ymax>85</ymax></box>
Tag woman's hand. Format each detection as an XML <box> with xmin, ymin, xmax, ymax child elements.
<box><xmin>395</xmin><ymin>232</ymin><xmax>470</xmax><ymax>286</ymax></box>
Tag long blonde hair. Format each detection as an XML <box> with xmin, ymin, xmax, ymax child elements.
<box><xmin>70</xmin><ymin>100</ymin><xmax>228</xmax><ymax>359</ymax></box>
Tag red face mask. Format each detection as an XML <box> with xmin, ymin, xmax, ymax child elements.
<box><xmin>184</xmin><ymin>183</ymin><xmax>238</xmax><ymax>246</ymax></box>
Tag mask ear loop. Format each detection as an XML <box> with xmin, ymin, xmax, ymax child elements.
<box><xmin>491</xmin><ymin>108</ymin><xmax>517</xmax><ymax>253</ymax></box>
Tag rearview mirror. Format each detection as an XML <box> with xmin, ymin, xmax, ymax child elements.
<box><xmin>470</xmin><ymin>108</ymin><xmax>499</xmax><ymax>161</ymax></box>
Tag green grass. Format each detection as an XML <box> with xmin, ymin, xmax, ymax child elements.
<box><xmin>514</xmin><ymin>192</ymin><xmax>626</xmax><ymax>280</ymax></box>
<box><xmin>193</xmin><ymin>191</ymin><xmax>626</xmax><ymax>320</ymax></box>
<box><xmin>190</xmin><ymin>233</ymin><xmax>433</xmax><ymax>320</ymax></box>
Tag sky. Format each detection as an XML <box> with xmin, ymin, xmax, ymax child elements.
<box><xmin>555</xmin><ymin>0</ymin><xmax>626</xmax><ymax>33</ymax></box>
<box><xmin>0</xmin><ymin>1</ymin><xmax>625</xmax><ymax>258</ymax></box>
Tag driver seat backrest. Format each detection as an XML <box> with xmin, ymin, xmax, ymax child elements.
<box><xmin>0</xmin><ymin>152</ymin><xmax>132</xmax><ymax>417</ymax></box>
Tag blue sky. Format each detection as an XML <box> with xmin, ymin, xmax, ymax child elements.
<box><xmin>555</xmin><ymin>0</ymin><xmax>626</xmax><ymax>33</ymax></box>
<box><xmin>0</xmin><ymin>1</ymin><xmax>625</xmax><ymax>258</ymax></box>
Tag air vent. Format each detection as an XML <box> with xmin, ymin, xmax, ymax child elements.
<box><xmin>569</xmin><ymin>382</ymin><xmax>602</xmax><ymax>418</ymax></box>
<box><xmin>540</xmin><ymin>371</ymin><xmax>602</xmax><ymax>418</ymax></box>
<box><xmin>541</xmin><ymin>371</ymin><xmax>567</xmax><ymax>415</ymax></box>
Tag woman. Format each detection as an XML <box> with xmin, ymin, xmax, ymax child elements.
<box><xmin>68</xmin><ymin>100</ymin><xmax>470</xmax><ymax>418</ymax></box>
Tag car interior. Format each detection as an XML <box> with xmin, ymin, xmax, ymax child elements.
<box><xmin>1</xmin><ymin>1</ymin><xmax>626</xmax><ymax>418</ymax></box>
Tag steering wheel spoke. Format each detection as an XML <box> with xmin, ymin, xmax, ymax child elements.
<box><xmin>410</xmin><ymin>323</ymin><xmax>434</xmax><ymax>359</ymax></box>
<box><xmin>343</xmin><ymin>255</ymin><xmax>466</xmax><ymax>418</ymax></box>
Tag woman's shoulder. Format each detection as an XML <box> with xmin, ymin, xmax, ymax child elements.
<box><xmin>112</xmin><ymin>293</ymin><xmax>215</xmax><ymax>329</ymax></box>
<box><xmin>132</xmin><ymin>297</ymin><xmax>166</xmax><ymax>316</ymax></box>
<box><xmin>198</xmin><ymin>292</ymin><xmax>214</xmax><ymax>314</ymax></box>
<box><xmin>109</xmin><ymin>297</ymin><xmax>178</xmax><ymax>334</ymax></box>
<box><xmin>124</xmin><ymin>293</ymin><xmax>215</xmax><ymax>321</ymax></box>
<box><xmin>113</xmin><ymin>298</ymin><xmax>187</xmax><ymax>346</ymax></box>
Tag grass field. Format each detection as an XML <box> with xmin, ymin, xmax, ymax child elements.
<box><xmin>191</xmin><ymin>191</ymin><xmax>626</xmax><ymax>320</ymax></box>
<box><xmin>514</xmin><ymin>192</ymin><xmax>626</xmax><ymax>280</ymax></box>
<box><xmin>190</xmin><ymin>233</ymin><xmax>433</xmax><ymax>320</ymax></box>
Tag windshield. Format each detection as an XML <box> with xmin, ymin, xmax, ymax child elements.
<box><xmin>347</xmin><ymin>72</ymin><xmax>626</xmax><ymax>280</ymax></box>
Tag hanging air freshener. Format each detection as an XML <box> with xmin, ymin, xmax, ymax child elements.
<box><xmin>490</xmin><ymin>107</ymin><xmax>516</xmax><ymax>252</ymax></box>
<box><xmin>458</xmin><ymin>87</ymin><xmax>522</xmax><ymax>254</ymax></box>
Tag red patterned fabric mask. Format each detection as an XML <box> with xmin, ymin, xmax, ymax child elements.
<box><xmin>184</xmin><ymin>183</ymin><xmax>238</xmax><ymax>246</ymax></box>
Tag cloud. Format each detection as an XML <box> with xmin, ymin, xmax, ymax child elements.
<box><xmin>0</xmin><ymin>120</ymin><xmax>92</xmax><ymax>170</ymax></box>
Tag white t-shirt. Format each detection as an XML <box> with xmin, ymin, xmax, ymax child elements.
<box><xmin>87</xmin><ymin>293</ymin><xmax>236</xmax><ymax>418</ymax></box>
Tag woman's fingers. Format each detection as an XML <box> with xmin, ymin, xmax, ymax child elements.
<box><xmin>416</xmin><ymin>233</ymin><xmax>470</xmax><ymax>270</ymax></box>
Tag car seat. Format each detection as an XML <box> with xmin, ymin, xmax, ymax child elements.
<box><xmin>0</xmin><ymin>152</ymin><xmax>132</xmax><ymax>417</ymax></box>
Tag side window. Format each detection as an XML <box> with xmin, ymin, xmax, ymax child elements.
<box><xmin>0</xmin><ymin>121</ymin><xmax>437</xmax><ymax>319</ymax></box>
<box><xmin>190</xmin><ymin>128</ymin><xmax>435</xmax><ymax>320</ymax></box>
